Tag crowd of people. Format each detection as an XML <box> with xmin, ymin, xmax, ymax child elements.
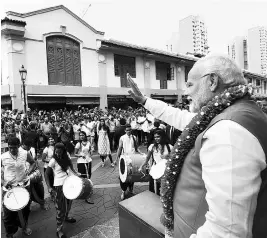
<box><xmin>1</xmin><ymin>73</ymin><xmax>267</xmax><ymax>238</ymax></box>
<box><xmin>1</xmin><ymin>99</ymin><xmax>191</xmax><ymax>155</ymax></box>
<box><xmin>1</xmin><ymin>101</ymin><xmax>188</xmax><ymax>238</ymax></box>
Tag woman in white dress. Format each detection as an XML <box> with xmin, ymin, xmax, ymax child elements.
<box><xmin>97</xmin><ymin>118</ymin><xmax>114</xmax><ymax>167</ymax></box>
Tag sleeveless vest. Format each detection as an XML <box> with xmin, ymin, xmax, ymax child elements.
<box><xmin>173</xmin><ymin>99</ymin><xmax>267</xmax><ymax>238</ymax></box>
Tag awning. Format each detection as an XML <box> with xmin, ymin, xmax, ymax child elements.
<box><xmin>27</xmin><ymin>94</ymin><xmax>99</xmax><ymax>98</ymax></box>
<box><xmin>28</xmin><ymin>96</ymin><xmax>100</xmax><ymax>105</ymax></box>
<box><xmin>28</xmin><ymin>97</ymin><xmax>65</xmax><ymax>104</ymax></box>
<box><xmin>151</xmin><ymin>95</ymin><xmax>178</xmax><ymax>100</ymax></box>
<box><xmin>66</xmin><ymin>98</ymin><xmax>99</xmax><ymax>105</ymax></box>
<box><xmin>107</xmin><ymin>95</ymin><xmax>135</xmax><ymax>103</ymax></box>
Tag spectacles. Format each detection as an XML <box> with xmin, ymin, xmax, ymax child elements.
<box><xmin>186</xmin><ymin>73</ymin><xmax>211</xmax><ymax>88</ymax></box>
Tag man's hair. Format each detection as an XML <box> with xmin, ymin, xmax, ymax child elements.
<box><xmin>195</xmin><ymin>54</ymin><xmax>246</xmax><ymax>88</ymax></box>
<box><xmin>120</xmin><ymin>118</ymin><xmax>126</xmax><ymax>126</ymax></box>
<box><xmin>8</xmin><ymin>137</ymin><xmax>20</xmax><ymax>146</ymax></box>
<box><xmin>125</xmin><ymin>124</ymin><xmax>131</xmax><ymax>129</ymax></box>
<box><xmin>23</xmin><ymin>138</ymin><xmax>32</xmax><ymax>147</ymax></box>
<box><xmin>154</xmin><ymin>121</ymin><xmax>160</xmax><ymax>128</ymax></box>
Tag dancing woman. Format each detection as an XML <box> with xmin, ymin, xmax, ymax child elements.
<box><xmin>97</xmin><ymin>118</ymin><xmax>114</xmax><ymax>167</ymax></box>
<box><xmin>74</xmin><ymin>131</ymin><xmax>94</xmax><ymax>204</ymax></box>
<box><xmin>45</xmin><ymin>143</ymin><xmax>80</xmax><ymax>238</ymax></box>
<box><xmin>139</xmin><ymin>129</ymin><xmax>172</xmax><ymax>195</ymax></box>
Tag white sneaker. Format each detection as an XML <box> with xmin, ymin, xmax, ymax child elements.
<box><xmin>111</xmin><ymin>163</ymin><xmax>115</xmax><ymax>167</ymax></box>
<box><xmin>101</xmin><ymin>162</ymin><xmax>105</xmax><ymax>167</ymax></box>
<box><xmin>121</xmin><ymin>191</ymin><xmax>125</xmax><ymax>200</ymax></box>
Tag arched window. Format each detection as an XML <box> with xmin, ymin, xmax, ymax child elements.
<box><xmin>46</xmin><ymin>36</ymin><xmax>81</xmax><ymax>86</ymax></box>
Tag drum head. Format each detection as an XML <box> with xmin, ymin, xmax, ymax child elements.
<box><xmin>4</xmin><ymin>187</ymin><xmax>30</xmax><ymax>211</ymax></box>
<box><xmin>150</xmin><ymin>159</ymin><xmax>167</xmax><ymax>180</ymax></box>
<box><xmin>63</xmin><ymin>176</ymin><xmax>83</xmax><ymax>200</ymax></box>
<box><xmin>119</xmin><ymin>156</ymin><xmax>127</xmax><ymax>183</ymax></box>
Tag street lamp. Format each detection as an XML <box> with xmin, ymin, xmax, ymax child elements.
<box><xmin>19</xmin><ymin>65</ymin><xmax>27</xmax><ymax>113</ymax></box>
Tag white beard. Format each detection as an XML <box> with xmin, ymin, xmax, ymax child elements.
<box><xmin>189</xmin><ymin>102</ymin><xmax>196</xmax><ymax>113</ymax></box>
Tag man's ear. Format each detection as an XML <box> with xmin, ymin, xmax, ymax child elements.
<box><xmin>209</xmin><ymin>73</ymin><xmax>220</xmax><ymax>92</ymax></box>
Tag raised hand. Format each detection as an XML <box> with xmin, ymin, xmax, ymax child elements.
<box><xmin>127</xmin><ymin>73</ymin><xmax>146</xmax><ymax>104</ymax></box>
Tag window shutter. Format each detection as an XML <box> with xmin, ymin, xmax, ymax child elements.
<box><xmin>114</xmin><ymin>64</ymin><xmax>120</xmax><ymax>76</ymax></box>
<box><xmin>167</xmin><ymin>68</ymin><xmax>171</xmax><ymax>80</ymax></box>
<box><xmin>171</xmin><ymin>67</ymin><xmax>175</xmax><ymax>80</ymax></box>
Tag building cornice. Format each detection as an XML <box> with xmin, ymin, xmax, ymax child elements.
<box><xmin>6</xmin><ymin>5</ymin><xmax>104</xmax><ymax>35</ymax></box>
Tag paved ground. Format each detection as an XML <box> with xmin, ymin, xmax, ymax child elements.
<box><xmin>1</xmin><ymin>147</ymin><xmax>149</xmax><ymax>238</ymax></box>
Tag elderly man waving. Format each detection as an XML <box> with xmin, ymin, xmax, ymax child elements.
<box><xmin>127</xmin><ymin>54</ymin><xmax>267</xmax><ymax>238</ymax></box>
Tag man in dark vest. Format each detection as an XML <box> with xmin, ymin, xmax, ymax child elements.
<box><xmin>127</xmin><ymin>54</ymin><xmax>267</xmax><ymax>238</ymax></box>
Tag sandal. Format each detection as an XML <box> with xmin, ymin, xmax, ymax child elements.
<box><xmin>65</xmin><ymin>217</ymin><xmax>76</xmax><ymax>223</ymax></box>
<box><xmin>85</xmin><ymin>199</ymin><xmax>94</xmax><ymax>204</ymax></box>
<box><xmin>23</xmin><ymin>228</ymin><xmax>32</xmax><ymax>236</ymax></box>
<box><xmin>56</xmin><ymin>231</ymin><xmax>67</xmax><ymax>238</ymax></box>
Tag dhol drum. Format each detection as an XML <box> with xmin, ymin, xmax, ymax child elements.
<box><xmin>63</xmin><ymin>176</ymin><xmax>93</xmax><ymax>200</ymax></box>
<box><xmin>4</xmin><ymin>187</ymin><xmax>30</xmax><ymax>211</ymax></box>
<box><xmin>119</xmin><ymin>153</ymin><xmax>150</xmax><ymax>183</ymax></box>
<box><xmin>28</xmin><ymin>168</ymin><xmax>43</xmax><ymax>184</ymax></box>
<box><xmin>149</xmin><ymin>159</ymin><xmax>167</xmax><ymax>180</ymax></box>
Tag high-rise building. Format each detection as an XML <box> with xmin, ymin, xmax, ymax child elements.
<box><xmin>177</xmin><ymin>15</ymin><xmax>209</xmax><ymax>56</ymax></box>
<box><xmin>228</xmin><ymin>26</ymin><xmax>267</xmax><ymax>76</ymax></box>
<box><xmin>247</xmin><ymin>26</ymin><xmax>267</xmax><ymax>76</ymax></box>
<box><xmin>166</xmin><ymin>15</ymin><xmax>209</xmax><ymax>56</ymax></box>
<box><xmin>227</xmin><ymin>36</ymin><xmax>248</xmax><ymax>70</ymax></box>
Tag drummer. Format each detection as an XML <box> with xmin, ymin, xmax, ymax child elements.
<box><xmin>1</xmin><ymin>137</ymin><xmax>36</xmax><ymax>237</ymax></box>
<box><xmin>115</xmin><ymin>124</ymin><xmax>140</xmax><ymax>200</ymax></box>
<box><xmin>44</xmin><ymin>143</ymin><xmax>81</xmax><ymax>238</ymax></box>
<box><xmin>20</xmin><ymin>138</ymin><xmax>49</xmax><ymax>210</ymax></box>
<box><xmin>74</xmin><ymin>131</ymin><xmax>94</xmax><ymax>204</ymax></box>
<box><xmin>41</xmin><ymin>137</ymin><xmax>55</xmax><ymax>201</ymax></box>
<box><xmin>139</xmin><ymin>129</ymin><xmax>172</xmax><ymax>195</ymax></box>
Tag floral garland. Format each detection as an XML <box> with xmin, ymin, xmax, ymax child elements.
<box><xmin>160</xmin><ymin>84</ymin><xmax>254</xmax><ymax>236</ymax></box>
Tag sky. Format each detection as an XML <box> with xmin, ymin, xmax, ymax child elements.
<box><xmin>1</xmin><ymin>0</ymin><xmax>267</xmax><ymax>54</ymax></box>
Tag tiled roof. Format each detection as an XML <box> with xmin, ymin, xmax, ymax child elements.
<box><xmin>101</xmin><ymin>39</ymin><xmax>198</xmax><ymax>63</ymax></box>
<box><xmin>243</xmin><ymin>69</ymin><xmax>267</xmax><ymax>80</ymax></box>
<box><xmin>6</xmin><ymin>5</ymin><xmax>104</xmax><ymax>35</ymax></box>
<box><xmin>101</xmin><ymin>39</ymin><xmax>267</xmax><ymax>80</ymax></box>
<box><xmin>1</xmin><ymin>17</ymin><xmax>26</xmax><ymax>26</ymax></box>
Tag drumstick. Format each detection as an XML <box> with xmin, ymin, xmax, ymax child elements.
<box><xmin>10</xmin><ymin>189</ymin><xmax>19</xmax><ymax>205</ymax></box>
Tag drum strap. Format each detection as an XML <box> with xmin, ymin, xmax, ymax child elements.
<box><xmin>84</xmin><ymin>163</ymin><xmax>89</xmax><ymax>178</ymax></box>
<box><xmin>122</xmin><ymin>135</ymin><xmax>138</xmax><ymax>154</ymax></box>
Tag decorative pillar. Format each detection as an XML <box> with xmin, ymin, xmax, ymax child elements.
<box><xmin>144</xmin><ymin>59</ymin><xmax>151</xmax><ymax>97</ymax></box>
<box><xmin>176</xmin><ymin>65</ymin><xmax>185</xmax><ymax>102</ymax></box>
<box><xmin>1</xmin><ymin>17</ymin><xmax>26</xmax><ymax>110</ymax></box>
<box><xmin>98</xmin><ymin>53</ymin><xmax>108</xmax><ymax>110</ymax></box>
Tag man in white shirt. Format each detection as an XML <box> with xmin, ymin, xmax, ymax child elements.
<box><xmin>1</xmin><ymin>137</ymin><xmax>36</xmax><ymax>237</ymax></box>
<box><xmin>127</xmin><ymin>54</ymin><xmax>267</xmax><ymax>238</ymax></box>
<box><xmin>80</xmin><ymin>117</ymin><xmax>90</xmax><ymax>140</ymax></box>
<box><xmin>84</xmin><ymin>117</ymin><xmax>96</xmax><ymax>151</ymax></box>
<box><xmin>115</xmin><ymin>124</ymin><xmax>140</xmax><ymax>200</ymax></box>
<box><xmin>20</xmin><ymin>139</ymin><xmax>49</xmax><ymax>211</ymax></box>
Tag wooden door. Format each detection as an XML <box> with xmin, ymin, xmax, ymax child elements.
<box><xmin>120</xmin><ymin>64</ymin><xmax>130</xmax><ymax>88</ymax></box>
<box><xmin>46</xmin><ymin>36</ymin><xmax>81</xmax><ymax>86</ymax></box>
